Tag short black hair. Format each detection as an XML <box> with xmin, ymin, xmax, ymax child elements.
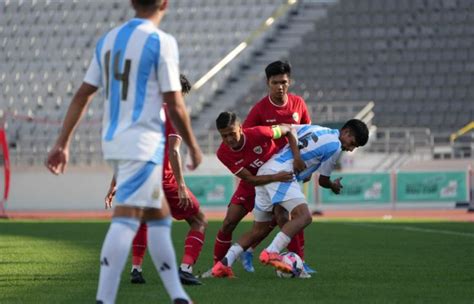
<box><xmin>265</xmin><ymin>60</ymin><xmax>291</xmax><ymax>80</ymax></box>
<box><xmin>132</xmin><ymin>0</ymin><xmax>163</xmax><ymax>9</ymax></box>
<box><xmin>216</xmin><ymin>112</ymin><xmax>239</xmax><ymax>130</ymax></box>
<box><xmin>180</xmin><ymin>74</ymin><xmax>192</xmax><ymax>95</ymax></box>
<box><xmin>342</xmin><ymin>119</ymin><xmax>369</xmax><ymax>147</ymax></box>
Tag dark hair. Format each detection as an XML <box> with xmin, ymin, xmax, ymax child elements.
<box><xmin>342</xmin><ymin>119</ymin><xmax>369</xmax><ymax>146</ymax></box>
<box><xmin>216</xmin><ymin>112</ymin><xmax>239</xmax><ymax>130</ymax></box>
<box><xmin>180</xmin><ymin>74</ymin><xmax>192</xmax><ymax>95</ymax></box>
<box><xmin>265</xmin><ymin>60</ymin><xmax>291</xmax><ymax>80</ymax></box>
<box><xmin>132</xmin><ymin>0</ymin><xmax>163</xmax><ymax>9</ymax></box>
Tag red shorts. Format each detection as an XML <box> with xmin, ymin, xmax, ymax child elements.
<box><xmin>163</xmin><ymin>183</ymin><xmax>200</xmax><ymax>220</ymax></box>
<box><xmin>229</xmin><ymin>180</ymin><xmax>256</xmax><ymax>213</ymax></box>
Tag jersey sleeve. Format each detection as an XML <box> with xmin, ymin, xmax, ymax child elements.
<box><xmin>250</xmin><ymin>126</ymin><xmax>277</xmax><ymax>140</ymax></box>
<box><xmin>242</xmin><ymin>104</ymin><xmax>261</xmax><ymax>128</ymax></box>
<box><xmin>83</xmin><ymin>52</ymin><xmax>101</xmax><ymax>87</ymax></box>
<box><xmin>158</xmin><ymin>34</ymin><xmax>182</xmax><ymax>93</ymax></box>
<box><xmin>299</xmin><ymin>97</ymin><xmax>312</xmax><ymax>124</ymax></box>
<box><xmin>319</xmin><ymin>150</ymin><xmax>340</xmax><ymax>177</ymax></box>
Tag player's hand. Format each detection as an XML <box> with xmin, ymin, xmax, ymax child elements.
<box><xmin>273</xmin><ymin>171</ymin><xmax>294</xmax><ymax>182</ymax></box>
<box><xmin>45</xmin><ymin>144</ymin><xmax>69</xmax><ymax>175</ymax></box>
<box><xmin>186</xmin><ymin>146</ymin><xmax>203</xmax><ymax>170</ymax></box>
<box><xmin>292</xmin><ymin>158</ymin><xmax>306</xmax><ymax>174</ymax></box>
<box><xmin>331</xmin><ymin>177</ymin><xmax>343</xmax><ymax>194</ymax></box>
<box><xmin>177</xmin><ymin>184</ymin><xmax>191</xmax><ymax>210</ymax></box>
<box><xmin>104</xmin><ymin>186</ymin><xmax>116</xmax><ymax>209</ymax></box>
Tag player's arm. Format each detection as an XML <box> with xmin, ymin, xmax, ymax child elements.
<box><xmin>236</xmin><ymin>168</ymin><xmax>293</xmax><ymax>186</ymax></box>
<box><xmin>319</xmin><ymin>175</ymin><xmax>343</xmax><ymax>194</ymax></box>
<box><xmin>105</xmin><ymin>175</ymin><xmax>117</xmax><ymax>209</ymax></box>
<box><xmin>167</xmin><ymin>134</ymin><xmax>192</xmax><ymax>210</ymax></box>
<box><xmin>274</xmin><ymin>124</ymin><xmax>306</xmax><ymax>173</ymax></box>
<box><xmin>46</xmin><ymin>82</ymin><xmax>98</xmax><ymax>175</ymax></box>
<box><xmin>164</xmin><ymin>92</ymin><xmax>202</xmax><ymax>170</ymax></box>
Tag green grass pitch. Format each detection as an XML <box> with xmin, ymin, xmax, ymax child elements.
<box><xmin>1</xmin><ymin>220</ymin><xmax>473</xmax><ymax>303</ymax></box>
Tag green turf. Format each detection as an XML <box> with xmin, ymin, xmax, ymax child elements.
<box><xmin>1</xmin><ymin>220</ymin><xmax>473</xmax><ymax>303</ymax></box>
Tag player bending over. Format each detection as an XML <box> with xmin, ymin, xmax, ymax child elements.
<box><xmin>212</xmin><ymin>119</ymin><xmax>369</xmax><ymax>277</ymax></box>
<box><xmin>200</xmin><ymin>111</ymin><xmax>305</xmax><ymax>278</ymax></box>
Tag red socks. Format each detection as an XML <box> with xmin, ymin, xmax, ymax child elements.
<box><xmin>132</xmin><ymin>223</ymin><xmax>148</xmax><ymax>266</ymax></box>
<box><xmin>182</xmin><ymin>230</ymin><xmax>205</xmax><ymax>265</ymax></box>
<box><xmin>287</xmin><ymin>230</ymin><xmax>305</xmax><ymax>260</ymax></box>
<box><xmin>213</xmin><ymin>230</ymin><xmax>232</xmax><ymax>264</ymax></box>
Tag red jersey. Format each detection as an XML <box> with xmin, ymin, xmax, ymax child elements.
<box><xmin>243</xmin><ymin>93</ymin><xmax>311</xmax><ymax>127</ymax></box>
<box><xmin>243</xmin><ymin>93</ymin><xmax>311</xmax><ymax>148</ymax></box>
<box><xmin>162</xmin><ymin>105</ymin><xmax>180</xmax><ymax>184</ymax></box>
<box><xmin>216</xmin><ymin>126</ymin><xmax>279</xmax><ymax>177</ymax></box>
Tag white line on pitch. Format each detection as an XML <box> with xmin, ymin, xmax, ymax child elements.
<box><xmin>338</xmin><ymin>222</ymin><xmax>474</xmax><ymax>238</ymax></box>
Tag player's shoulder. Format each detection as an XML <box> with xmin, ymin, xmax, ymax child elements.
<box><xmin>155</xmin><ymin>28</ymin><xmax>178</xmax><ymax>44</ymax></box>
<box><xmin>253</xmin><ymin>95</ymin><xmax>270</xmax><ymax>108</ymax></box>
<box><xmin>216</xmin><ymin>143</ymin><xmax>229</xmax><ymax>158</ymax></box>
<box><xmin>288</xmin><ymin>93</ymin><xmax>306</xmax><ymax>104</ymax></box>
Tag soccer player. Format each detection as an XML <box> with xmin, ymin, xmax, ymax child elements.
<box><xmin>201</xmin><ymin>111</ymin><xmax>305</xmax><ymax>277</ymax></box>
<box><xmin>237</xmin><ymin>60</ymin><xmax>313</xmax><ymax>274</ymax></box>
<box><xmin>46</xmin><ymin>1</ymin><xmax>201</xmax><ymax>303</ymax></box>
<box><xmin>105</xmin><ymin>75</ymin><xmax>206</xmax><ymax>286</ymax></box>
<box><xmin>212</xmin><ymin>119</ymin><xmax>369</xmax><ymax>278</ymax></box>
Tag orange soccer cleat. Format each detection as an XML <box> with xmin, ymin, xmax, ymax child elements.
<box><xmin>259</xmin><ymin>249</ymin><xmax>292</xmax><ymax>273</ymax></box>
<box><xmin>211</xmin><ymin>261</ymin><xmax>235</xmax><ymax>278</ymax></box>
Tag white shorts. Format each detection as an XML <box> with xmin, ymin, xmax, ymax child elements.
<box><xmin>109</xmin><ymin>160</ymin><xmax>163</xmax><ymax>209</ymax></box>
<box><xmin>254</xmin><ymin>179</ymin><xmax>306</xmax><ymax>222</ymax></box>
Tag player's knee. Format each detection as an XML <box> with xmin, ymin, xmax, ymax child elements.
<box><xmin>189</xmin><ymin>212</ymin><xmax>208</xmax><ymax>232</ymax></box>
<box><xmin>222</xmin><ymin>219</ymin><xmax>238</xmax><ymax>234</ymax></box>
<box><xmin>302</xmin><ymin>212</ymin><xmax>313</xmax><ymax>227</ymax></box>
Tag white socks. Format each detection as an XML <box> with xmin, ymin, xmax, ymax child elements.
<box><xmin>96</xmin><ymin>218</ymin><xmax>139</xmax><ymax>304</ymax></box>
<box><xmin>131</xmin><ymin>265</ymin><xmax>142</xmax><ymax>272</ymax></box>
<box><xmin>147</xmin><ymin>217</ymin><xmax>190</xmax><ymax>303</ymax></box>
<box><xmin>224</xmin><ymin>243</ymin><xmax>244</xmax><ymax>266</ymax></box>
<box><xmin>180</xmin><ymin>264</ymin><xmax>192</xmax><ymax>273</ymax></box>
<box><xmin>266</xmin><ymin>232</ymin><xmax>291</xmax><ymax>253</ymax></box>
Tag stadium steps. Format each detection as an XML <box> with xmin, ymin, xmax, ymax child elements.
<box><xmin>192</xmin><ymin>1</ymin><xmax>337</xmax><ymax>136</ymax></box>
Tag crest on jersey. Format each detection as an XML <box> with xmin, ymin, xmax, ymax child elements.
<box><xmin>292</xmin><ymin>112</ymin><xmax>299</xmax><ymax>122</ymax></box>
<box><xmin>253</xmin><ymin>146</ymin><xmax>263</xmax><ymax>154</ymax></box>
<box><xmin>152</xmin><ymin>187</ymin><xmax>161</xmax><ymax>200</ymax></box>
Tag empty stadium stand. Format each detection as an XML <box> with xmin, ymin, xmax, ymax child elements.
<box><xmin>1</xmin><ymin>0</ymin><xmax>473</xmax><ymax>166</ymax></box>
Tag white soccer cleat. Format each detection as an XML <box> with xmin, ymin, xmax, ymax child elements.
<box><xmin>197</xmin><ymin>268</ymin><xmax>215</xmax><ymax>279</ymax></box>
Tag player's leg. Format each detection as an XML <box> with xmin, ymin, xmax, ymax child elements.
<box><xmin>212</xmin><ymin>219</ymin><xmax>273</xmax><ymax>278</ymax></box>
<box><xmin>96</xmin><ymin>206</ymin><xmax>141</xmax><ymax>304</ymax></box>
<box><xmin>179</xmin><ymin>209</ymin><xmax>207</xmax><ymax>285</ymax></box>
<box><xmin>266</xmin><ymin>200</ymin><xmax>312</xmax><ymax>253</ymax></box>
<box><xmin>109</xmin><ymin>160</ymin><xmax>190</xmax><ymax>303</ymax></box>
<box><xmin>144</xmin><ymin>205</ymin><xmax>190</xmax><ymax>303</ymax></box>
<box><xmin>214</xmin><ymin>203</ymin><xmax>248</xmax><ymax>263</ymax></box>
<box><xmin>130</xmin><ymin>223</ymin><xmax>147</xmax><ymax>283</ymax></box>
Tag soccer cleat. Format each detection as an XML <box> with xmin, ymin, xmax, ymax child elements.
<box><xmin>299</xmin><ymin>270</ymin><xmax>312</xmax><ymax>279</ymax></box>
<box><xmin>179</xmin><ymin>269</ymin><xmax>202</xmax><ymax>285</ymax></box>
<box><xmin>211</xmin><ymin>261</ymin><xmax>235</xmax><ymax>278</ymax></box>
<box><xmin>302</xmin><ymin>262</ymin><xmax>317</xmax><ymax>274</ymax></box>
<box><xmin>259</xmin><ymin>250</ymin><xmax>292</xmax><ymax>273</ymax></box>
<box><xmin>130</xmin><ymin>269</ymin><xmax>146</xmax><ymax>284</ymax></box>
<box><xmin>239</xmin><ymin>251</ymin><xmax>255</xmax><ymax>273</ymax></box>
<box><xmin>197</xmin><ymin>268</ymin><xmax>215</xmax><ymax>279</ymax></box>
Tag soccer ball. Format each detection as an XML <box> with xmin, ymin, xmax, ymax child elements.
<box><xmin>275</xmin><ymin>251</ymin><xmax>303</xmax><ymax>278</ymax></box>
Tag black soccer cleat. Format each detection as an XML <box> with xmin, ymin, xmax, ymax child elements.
<box><xmin>130</xmin><ymin>269</ymin><xmax>146</xmax><ymax>284</ymax></box>
<box><xmin>179</xmin><ymin>269</ymin><xmax>202</xmax><ymax>285</ymax></box>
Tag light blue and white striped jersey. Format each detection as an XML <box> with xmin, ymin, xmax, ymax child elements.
<box><xmin>84</xmin><ymin>18</ymin><xmax>181</xmax><ymax>164</ymax></box>
<box><xmin>260</xmin><ymin>124</ymin><xmax>341</xmax><ymax>181</ymax></box>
